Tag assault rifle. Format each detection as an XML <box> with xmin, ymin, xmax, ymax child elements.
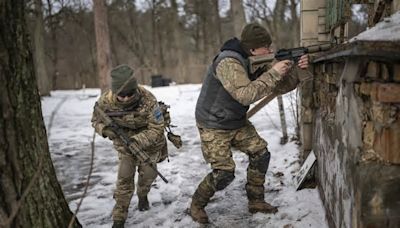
<box><xmin>249</xmin><ymin>43</ymin><xmax>332</xmax><ymax>74</ymax></box>
<box><xmin>94</xmin><ymin>105</ymin><xmax>169</xmax><ymax>183</ymax></box>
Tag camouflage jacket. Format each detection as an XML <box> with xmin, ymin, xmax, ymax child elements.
<box><xmin>91</xmin><ymin>86</ymin><xmax>166</xmax><ymax>155</ymax></box>
<box><xmin>215</xmin><ymin>58</ymin><xmax>300</xmax><ymax>106</ymax></box>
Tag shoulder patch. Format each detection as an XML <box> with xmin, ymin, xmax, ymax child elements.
<box><xmin>153</xmin><ymin>106</ymin><xmax>164</xmax><ymax>123</ymax></box>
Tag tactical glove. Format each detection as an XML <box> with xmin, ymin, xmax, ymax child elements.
<box><xmin>102</xmin><ymin>127</ymin><xmax>117</xmax><ymax>140</ymax></box>
<box><xmin>167</xmin><ymin>132</ymin><xmax>182</xmax><ymax>149</ymax></box>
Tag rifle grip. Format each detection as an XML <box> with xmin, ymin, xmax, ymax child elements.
<box><xmin>293</xmin><ymin>56</ymin><xmax>301</xmax><ymax>64</ymax></box>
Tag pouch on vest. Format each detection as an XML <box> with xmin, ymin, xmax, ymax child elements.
<box><xmin>158</xmin><ymin>101</ymin><xmax>182</xmax><ymax>149</ymax></box>
<box><xmin>157</xmin><ymin>141</ymin><xmax>169</xmax><ymax>163</ymax></box>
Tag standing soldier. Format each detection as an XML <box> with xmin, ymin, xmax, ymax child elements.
<box><xmin>91</xmin><ymin>65</ymin><xmax>167</xmax><ymax>228</ymax></box>
<box><xmin>190</xmin><ymin>23</ymin><xmax>310</xmax><ymax>223</ymax></box>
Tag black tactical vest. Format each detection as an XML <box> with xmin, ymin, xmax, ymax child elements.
<box><xmin>195</xmin><ymin>50</ymin><xmax>250</xmax><ymax>130</ymax></box>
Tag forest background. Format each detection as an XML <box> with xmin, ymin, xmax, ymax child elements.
<box><xmin>0</xmin><ymin>1</ymin><xmax>369</xmax><ymax>227</ymax></box>
<box><xmin>29</xmin><ymin>0</ymin><xmax>366</xmax><ymax>94</ymax></box>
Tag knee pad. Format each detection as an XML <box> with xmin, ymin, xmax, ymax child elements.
<box><xmin>211</xmin><ymin>170</ymin><xmax>235</xmax><ymax>190</ymax></box>
<box><xmin>249</xmin><ymin>148</ymin><xmax>271</xmax><ymax>174</ymax></box>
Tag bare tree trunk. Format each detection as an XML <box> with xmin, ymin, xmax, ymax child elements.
<box><xmin>45</xmin><ymin>0</ymin><xmax>58</xmax><ymax>90</ymax></box>
<box><xmin>200</xmin><ymin>2</ymin><xmax>209</xmax><ymax>62</ymax></box>
<box><xmin>93</xmin><ymin>0</ymin><xmax>112</xmax><ymax>92</ymax></box>
<box><xmin>169</xmin><ymin>0</ymin><xmax>181</xmax><ymax>60</ymax></box>
<box><xmin>156</xmin><ymin>18</ymin><xmax>165</xmax><ymax>68</ymax></box>
<box><xmin>273</xmin><ymin>0</ymin><xmax>288</xmax><ymax>47</ymax></box>
<box><xmin>0</xmin><ymin>0</ymin><xmax>81</xmax><ymax>227</ymax></box>
<box><xmin>192</xmin><ymin>0</ymin><xmax>202</xmax><ymax>53</ymax></box>
<box><xmin>151</xmin><ymin>0</ymin><xmax>167</xmax><ymax>69</ymax></box>
<box><xmin>151</xmin><ymin>0</ymin><xmax>157</xmax><ymax>68</ymax></box>
<box><xmin>230</xmin><ymin>0</ymin><xmax>246</xmax><ymax>37</ymax></box>
<box><xmin>33</xmin><ymin>0</ymin><xmax>51</xmax><ymax>96</ymax></box>
<box><xmin>169</xmin><ymin>0</ymin><xmax>186</xmax><ymax>81</ymax></box>
<box><xmin>149</xmin><ymin>0</ymin><xmax>164</xmax><ymax>71</ymax></box>
<box><xmin>289</xmin><ymin>0</ymin><xmax>300</xmax><ymax>46</ymax></box>
<box><xmin>197</xmin><ymin>0</ymin><xmax>222</xmax><ymax>62</ymax></box>
<box><xmin>211</xmin><ymin>0</ymin><xmax>222</xmax><ymax>46</ymax></box>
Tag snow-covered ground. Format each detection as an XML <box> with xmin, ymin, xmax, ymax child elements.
<box><xmin>41</xmin><ymin>84</ymin><xmax>328</xmax><ymax>228</ymax></box>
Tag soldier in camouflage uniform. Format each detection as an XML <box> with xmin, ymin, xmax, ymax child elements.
<box><xmin>91</xmin><ymin>65</ymin><xmax>167</xmax><ymax>228</ymax></box>
<box><xmin>190</xmin><ymin>23</ymin><xmax>310</xmax><ymax>223</ymax></box>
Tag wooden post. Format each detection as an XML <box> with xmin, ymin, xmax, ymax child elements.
<box><xmin>277</xmin><ymin>95</ymin><xmax>288</xmax><ymax>144</ymax></box>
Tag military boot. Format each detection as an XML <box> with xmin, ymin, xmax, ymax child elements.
<box><xmin>190</xmin><ymin>201</ymin><xmax>209</xmax><ymax>224</ymax></box>
<box><xmin>190</xmin><ymin>174</ymin><xmax>216</xmax><ymax>224</ymax></box>
<box><xmin>138</xmin><ymin>195</ymin><xmax>150</xmax><ymax>211</ymax></box>
<box><xmin>246</xmin><ymin>151</ymin><xmax>277</xmax><ymax>214</ymax></box>
<box><xmin>248</xmin><ymin>200</ymin><xmax>278</xmax><ymax>214</ymax></box>
<box><xmin>246</xmin><ymin>184</ymin><xmax>278</xmax><ymax>214</ymax></box>
<box><xmin>112</xmin><ymin>220</ymin><xmax>125</xmax><ymax>228</ymax></box>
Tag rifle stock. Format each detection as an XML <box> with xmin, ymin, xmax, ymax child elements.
<box><xmin>94</xmin><ymin>105</ymin><xmax>169</xmax><ymax>183</ymax></box>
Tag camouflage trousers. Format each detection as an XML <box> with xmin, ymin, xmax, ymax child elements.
<box><xmin>192</xmin><ymin>121</ymin><xmax>270</xmax><ymax>208</ymax></box>
<box><xmin>112</xmin><ymin>152</ymin><xmax>158</xmax><ymax>221</ymax></box>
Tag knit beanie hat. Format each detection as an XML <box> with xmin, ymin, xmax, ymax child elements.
<box><xmin>111</xmin><ymin>65</ymin><xmax>137</xmax><ymax>94</ymax></box>
<box><xmin>240</xmin><ymin>23</ymin><xmax>272</xmax><ymax>50</ymax></box>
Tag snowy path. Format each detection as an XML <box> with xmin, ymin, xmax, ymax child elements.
<box><xmin>42</xmin><ymin>85</ymin><xmax>328</xmax><ymax>228</ymax></box>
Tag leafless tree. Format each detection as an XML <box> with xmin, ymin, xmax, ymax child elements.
<box><xmin>0</xmin><ymin>0</ymin><xmax>81</xmax><ymax>227</ymax></box>
<box><xmin>230</xmin><ymin>0</ymin><xmax>247</xmax><ymax>37</ymax></box>
<box><xmin>93</xmin><ymin>0</ymin><xmax>112</xmax><ymax>92</ymax></box>
<box><xmin>29</xmin><ymin>0</ymin><xmax>302</xmax><ymax>88</ymax></box>
<box><xmin>32</xmin><ymin>0</ymin><xmax>51</xmax><ymax>96</ymax></box>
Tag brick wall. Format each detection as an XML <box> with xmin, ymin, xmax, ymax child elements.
<box><xmin>299</xmin><ymin>1</ymin><xmax>400</xmax><ymax>227</ymax></box>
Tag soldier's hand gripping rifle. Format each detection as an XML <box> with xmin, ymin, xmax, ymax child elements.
<box><xmin>94</xmin><ymin>105</ymin><xmax>169</xmax><ymax>183</ymax></box>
